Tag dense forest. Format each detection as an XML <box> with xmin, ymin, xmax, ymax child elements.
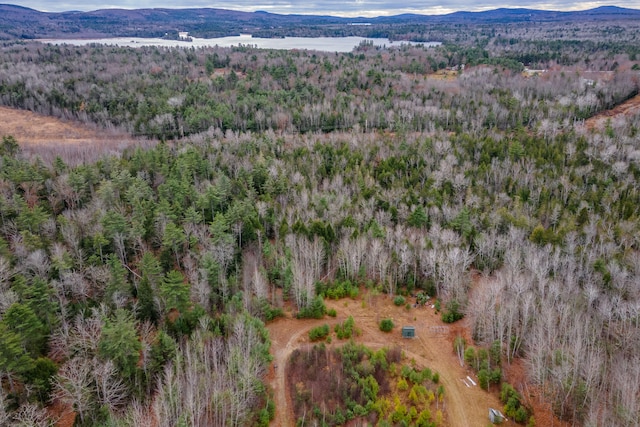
<box><xmin>2</xmin><ymin>4</ymin><xmax>640</xmax><ymax>40</ymax></box>
<box><xmin>1</xmin><ymin>15</ymin><xmax>640</xmax><ymax>427</ymax></box>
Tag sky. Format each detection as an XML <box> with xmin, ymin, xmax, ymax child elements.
<box><xmin>9</xmin><ymin>0</ymin><xmax>640</xmax><ymax>17</ymax></box>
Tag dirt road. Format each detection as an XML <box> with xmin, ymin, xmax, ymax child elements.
<box><xmin>266</xmin><ymin>293</ymin><xmax>515</xmax><ymax>427</ymax></box>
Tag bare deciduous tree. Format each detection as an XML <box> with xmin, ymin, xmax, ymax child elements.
<box><xmin>286</xmin><ymin>234</ymin><xmax>324</xmax><ymax>308</ymax></box>
<box><xmin>53</xmin><ymin>357</ymin><xmax>94</xmax><ymax>425</ymax></box>
<box><xmin>9</xmin><ymin>402</ymin><xmax>51</xmax><ymax>427</ymax></box>
<box><xmin>153</xmin><ymin>317</ymin><xmax>268</xmax><ymax>426</ymax></box>
<box><xmin>93</xmin><ymin>359</ymin><xmax>128</xmax><ymax>413</ymax></box>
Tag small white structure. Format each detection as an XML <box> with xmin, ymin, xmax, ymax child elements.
<box><xmin>178</xmin><ymin>32</ymin><xmax>189</xmax><ymax>40</ymax></box>
<box><xmin>489</xmin><ymin>408</ymin><xmax>505</xmax><ymax>424</ymax></box>
<box><xmin>523</xmin><ymin>67</ymin><xmax>547</xmax><ymax>77</ymax></box>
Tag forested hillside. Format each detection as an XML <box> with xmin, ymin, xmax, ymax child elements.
<box><xmin>0</xmin><ymin>18</ymin><xmax>640</xmax><ymax>427</ymax></box>
<box><xmin>1</xmin><ymin>3</ymin><xmax>640</xmax><ymax>40</ymax></box>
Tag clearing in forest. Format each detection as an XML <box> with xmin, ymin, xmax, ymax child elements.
<box><xmin>0</xmin><ymin>106</ymin><xmax>147</xmax><ymax>164</ymax></box>
<box><xmin>584</xmin><ymin>93</ymin><xmax>640</xmax><ymax>130</ymax></box>
<box><xmin>266</xmin><ymin>292</ymin><xmax>517</xmax><ymax>427</ymax></box>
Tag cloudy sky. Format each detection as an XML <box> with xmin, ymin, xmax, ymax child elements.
<box><xmin>10</xmin><ymin>0</ymin><xmax>640</xmax><ymax>17</ymax></box>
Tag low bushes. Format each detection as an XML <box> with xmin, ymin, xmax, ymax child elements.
<box><xmin>379</xmin><ymin>318</ymin><xmax>394</xmax><ymax>332</ymax></box>
<box><xmin>309</xmin><ymin>324</ymin><xmax>330</xmax><ymax>341</ymax></box>
<box><xmin>393</xmin><ymin>295</ymin><xmax>406</xmax><ymax>306</ymax></box>
<box><xmin>335</xmin><ymin>316</ymin><xmax>356</xmax><ymax>339</ymax></box>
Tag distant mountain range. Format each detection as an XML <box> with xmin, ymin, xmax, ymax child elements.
<box><xmin>0</xmin><ymin>4</ymin><xmax>639</xmax><ymax>40</ymax></box>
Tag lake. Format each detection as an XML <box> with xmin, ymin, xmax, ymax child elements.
<box><xmin>39</xmin><ymin>34</ymin><xmax>440</xmax><ymax>52</ymax></box>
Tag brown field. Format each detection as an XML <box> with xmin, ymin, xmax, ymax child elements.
<box><xmin>428</xmin><ymin>69</ymin><xmax>460</xmax><ymax>81</ymax></box>
<box><xmin>0</xmin><ymin>106</ymin><xmax>153</xmax><ymax>165</ymax></box>
<box><xmin>584</xmin><ymin>93</ymin><xmax>640</xmax><ymax>131</ymax></box>
<box><xmin>266</xmin><ymin>290</ymin><xmax>559</xmax><ymax>427</ymax></box>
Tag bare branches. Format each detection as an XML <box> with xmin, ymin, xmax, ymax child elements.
<box><xmin>94</xmin><ymin>360</ymin><xmax>128</xmax><ymax>413</ymax></box>
<box><xmin>153</xmin><ymin>317</ymin><xmax>269</xmax><ymax>427</ymax></box>
<box><xmin>53</xmin><ymin>357</ymin><xmax>94</xmax><ymax>425</ymax></box>
<box><xmin>286</xmin><ymin>234</ymin><xmax>324</xmax><ymax>309</ymax></box>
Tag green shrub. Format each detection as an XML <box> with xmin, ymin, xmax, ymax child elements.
<box><xmin>253</xmin><ymin>297</ymin><xmax>283</xmax><ymax>321</ymax></box>
<box><xmin>464</xmin><ymin>347</ymin><xmax>476</xmax><ymax>367</ymax></box>
<box><xmin>515</xmin><ymin>407</ymin><xmax>529</xmax><ymax>423</ymax></box>
<box><xmin>391</xmin><ymin>403</ymin><xmax>408</xmax><ymax>423</ymax></box>
<box><xmin>478</xmin><ymin>368</ymin><xmax>489</xmax><ymax>390</ymax></box>
<box><xmin>335</xmin><ymin>316</ymin><xmax>356</xmax><ymax>339</ymax></box>
<box><xmin>264</xmin><ymin>306</ymin><xmax>284</xmax><ymax>321</ymax></box>
<box><xmin>327</xmin><ymin>308</ymin><xmax>337</xmax><ymax>317</ymax></box>
<box><xmin>416</xmin><ymin>409</ymin><xmax>433</xmax><ymax>427</ymax></box>
<box><xmin>416</xmin><ymin>292</ymin><xmax>429</xmax><ymax>305</ymax></box>
<box><xmin>266</xmin><ymin>400</ymin><xmax>275</xmax><ymax>420</ymax></box>
<box><xmin>501</xmin><ymin>382</ymin><xmax>531</xmax><ymax>423</ymax></box>
<box><xmin>393</xmin><ymin>295</ymin><xmax>406</xmax><ymax>306</ymax></box>
<box><xmin>441</xmin><ymin>299</ymin><xmax>464</xmax><ymax>323</ymax></box>
<box><xmin>353</xmin><ymin>404</ymin><xmax>367</xmax><ymax>417</ymax></box>
<box><xmin>490</xmin><ymin>368</ymin><xmax>502</xmax><ymax>384</ymax></box>
<box><xmin>309</xmin><ymin>324</ymin><xmax>330</xmax><ymax>341</ymax></box>
<box><xmin>490</xmin><ymin>340</ymin><xmax>502</xmax><ymax>365</ymax></box>
<box><xmin>256</xmin><ymin>400</ymin><xmax>276</xmax><ymax>427</ymax></box>
<box><xmin>317</xmin><ymin>280</ymin><xmax>359</xmax><ymax>300</ymax></box>
<box><xmin>348</xmin><ymin>286</ymin><xmax>359</xmax><ymax>298</ymax></box>
<box><xmin>419</xmin><ymin>368</ymin><xmax>432</xmax><ymax>383</ymax></box>
<box><xmin>297</xmin><ymin>296</ymin><xmax>326</xmax><ymax>319</ymax></box>
<box><xmin>379</xmin><ymin>318</ymin><xmax>394</xmax><ymax>332</ymax></box>
<box><xmin>500</xmin><ymin>382</ymin><xmax>518</xmax><ymax>404</ymax></box>
<box><xmin>400</xmin><ymin>365</ymin><xmax>413</xmax><ymax>379</ymax></box>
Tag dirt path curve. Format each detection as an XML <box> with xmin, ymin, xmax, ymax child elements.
<box><xmin>268</xmin><ymin>316</ymin><xmax>339</xmax><ymax>427</ymax></box>
<box><xmin>266</xmin><ymin>294</ymin><xmax>515</xmax><ymax>427</ymax></box>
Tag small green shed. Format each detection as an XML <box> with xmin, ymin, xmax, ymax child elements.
<box><xmin>401</xmin><ymin>326</ymin><xmax>415</xmax><ymax>338</ymax></box>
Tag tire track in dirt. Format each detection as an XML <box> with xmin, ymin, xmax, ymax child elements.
<box><xmin>268</xmin><ymin>316</ymin><xmax>343</xmax><ymax>427</ymax></box>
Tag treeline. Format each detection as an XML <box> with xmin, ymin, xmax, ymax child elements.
<box><xmin>0</xmin><ymin>40</ymin><xmax>637</xmax><ymax>141</ymax></box>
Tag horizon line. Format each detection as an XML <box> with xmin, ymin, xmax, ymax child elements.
<box><xmin>3</xmin><ymin>3</ymin><xmax>638</xmax><ymax>19</ymax></box>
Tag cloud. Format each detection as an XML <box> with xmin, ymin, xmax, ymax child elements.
<box><xmin>11</xmin><ymin>0</ymin><xmax>640</xmax><ymax>16</ymax></box>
